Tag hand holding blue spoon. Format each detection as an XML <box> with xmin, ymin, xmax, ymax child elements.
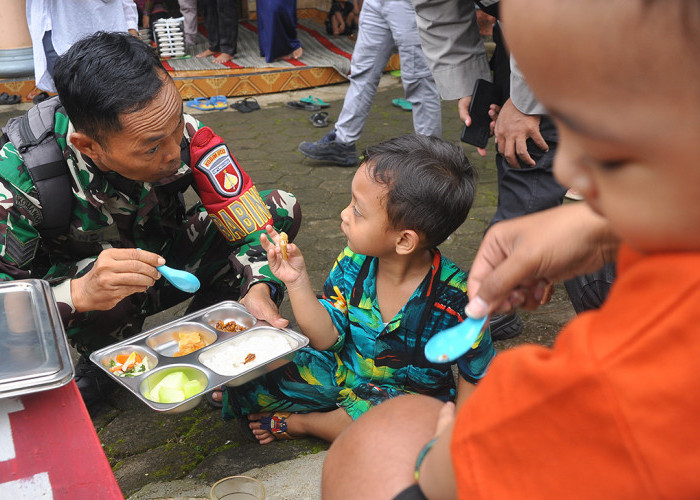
<box><xmin>424</xmin><ymin>315</ymin><xmax>489</xmax><ymax>363</ymax></box>
<box><xmin>138</xmin><ymin>248</ymin><xmax>200</xmax><ymax>293</ymax></box>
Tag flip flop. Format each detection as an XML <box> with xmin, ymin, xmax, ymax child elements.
<box><xmin>286</xmin><ymin>100</ymin><xmax>321</xmax><ymax>111</ymax></box>
<box><xmin>186</xmin><ymin>97</ymin><xmax>215</xmax><ymax>111</ymax></box>
<box><xmin>259</xmin><ymin>411</ymin><xmax>296</xmax><ymax>440</ymax></box>
<box><xmin>231</xmin><ymin>97</ymin><xmax>261</xmax><ymax>113</ymax></box>
<box><xmin>392</xmin><ymin>98</ymin><xmax>412</xmax><ymax>111</ymax></box>
<box><xmin>300</xmin><ymin>95</ymin><xmax>330</xmax><ymax>108</ymax></box>
<box><xmin>32</xmin><ymin>91</ymin><xmax>50</xmax><ymax>104</ymax></box>
<box><xmin>0</xmin><ymin>92</ymin><xmax>21</xmax><ymax>105</ymax></box>
<box><xmin>309</xmin><ymin>111</ymin><xmax>330</xmax><ymax>128</ymax></box>
<box><xmin>210</xmin><ymin>95</ymin><xmax>229</xmax><ymax>110</ymax></box>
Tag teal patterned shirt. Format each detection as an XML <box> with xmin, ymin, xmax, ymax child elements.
<box><xmin>318</xmin><ymin>247</ymin><xmax>495</xmax><ymax>416</ymax></box>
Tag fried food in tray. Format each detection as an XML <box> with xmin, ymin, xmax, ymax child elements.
<box><xmin>173</xmin><ymin>331</ymin><xmax>208</xmax><ymax>357</ymax></box>
<box><xmin>214</xmin><ymin>320</ymin><xmax>247</xmax><ymax>333</ymax></box>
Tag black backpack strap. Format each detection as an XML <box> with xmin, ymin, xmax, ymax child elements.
<box><xmin>2</xmin><ymin>97</ymin><xmax>72</xmax><ymax>238</ymax></box>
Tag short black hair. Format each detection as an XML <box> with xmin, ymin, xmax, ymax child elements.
<box><xmin>361</xmin><ymin>134</ymin><xmax>477</xmax><ymax>249</ymax></box>
<box><xmin>53</xmin><ymin>32</ymin><xmax>169</xmax><ymax>145</ymax></box>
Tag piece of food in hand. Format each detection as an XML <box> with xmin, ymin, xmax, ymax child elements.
<box><xmin>173</xmin><ymin>331</ymin><xmax>208</xmax><ymax>357</ymax></box>
<box><xmin>279</xmin><ymin>232</ymin><xmax>288</xmax><ymax>261</ymax></box>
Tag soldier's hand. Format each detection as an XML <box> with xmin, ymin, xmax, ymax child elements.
<box><xmin>239</xmin><ymin>282</ymin><xmax>289</xmax><ymax>328</ymax></box>
<box><xmin>70</xmin><ymin>248</ymin><xmax>164</xmax><ymax>312</ymax></box>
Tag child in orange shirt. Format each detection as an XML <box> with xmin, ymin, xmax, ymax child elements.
<box><xmin>321</xmin><ymin>1</ymin><xmax>700</xmax><ymax>498</ymax></box>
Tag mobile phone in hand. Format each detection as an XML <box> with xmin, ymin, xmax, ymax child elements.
<box><xmin>460</xmin><ymin>79</ymin><xmax>497</xmax><ymax>149</ymax></box>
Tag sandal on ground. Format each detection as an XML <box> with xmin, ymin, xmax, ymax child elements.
<box><xmin>286</xmin><ymin>100</ymin><xmax>321</xmax><ymax>111</ymax></box>
<box><xmin>32</xmin><ymin>91</ymin><xmax>50</xmax><ymax>104</ymax></box>
<box><xmin>186</xmin><ymin>97</ymin><xmax>215</xmax><ymax>111</ymax></box>
<box><xmin>259</xmin><ymin>411</ymin><xmax>295</xmax><ymax>440</ymax></box>
<box><xmin>309</xmin><ymin>111</ymin><xmax>330</xmax><ymax>128</ymax></box>
<box><xmin>231</xmin><ymin>97</ymin><xmax>261</xmax><ymax>113</ymax></box>
<box><xmin>210</xmin><ymin>95</ymin><xmax>229</xmax><ymax>110</ymax></box>
<box><xmin>0</xmin><ymin>92</ymin><xmax>21</xmax><ymax>105</ymax></box>
<box><xmin>391</xmin><ymin>97</ymin><xmax>412</xmax><ymax>111</ymax></box>
<box><xmin>300</xmin><ymin>95</ymin><xmax>330</xmax><ymax>108</ymax></box>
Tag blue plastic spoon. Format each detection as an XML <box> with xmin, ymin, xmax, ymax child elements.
<box><xmin>157</xmin><ymin>264</ymin><xmax>200</xmax><ymax>293</ymax></box>
<box><xmin>424</xmin><ymin>315</ymin><xmax>489</xmax><ymax>363</ymax></box>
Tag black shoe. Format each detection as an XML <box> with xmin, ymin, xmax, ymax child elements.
<box><xmin>298</xmin><ymin>130</ymin><xmax>358</xmax><ymax>166</ymax></box>
<box><xmin>74</xmin><ymin>355</ymin><xmax>116</xmax><ymax>417</ymax></box>
<box><xmin>489</xmin><ymin>313</ymin><xmax>523</xmax><ymax>341</ymax></box>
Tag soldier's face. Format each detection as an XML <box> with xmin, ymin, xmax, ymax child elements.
<box><xmin>93</xmin><ymin>75</ymin><xmax>185</xmax><ymax>183</ymax></box>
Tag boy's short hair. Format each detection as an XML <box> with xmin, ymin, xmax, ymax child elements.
<box><xmin>53</xmin><ymin>32</ymin><xmax>168</xmax><ymax>146</ymax></box>
<box><xmin>361</xmin><ymin>134</ymin><xmax>477</xmax><ymax>248</ymax></box>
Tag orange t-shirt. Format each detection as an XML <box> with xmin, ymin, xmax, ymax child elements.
<box><xmin>451</xmin><ymin>245</ymin><xmax>700</xmax><ymax>499</ymax></box>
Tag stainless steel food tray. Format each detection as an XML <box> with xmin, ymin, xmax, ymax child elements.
<box><xmin>89</xmin><ymin>300</ymin><xmax>308</xmax><ymax>413</ymax></box>
<box><xmin>0</xmin><ymin>279</ymin><xmax>74</xmax><ymax>399</ymax></box>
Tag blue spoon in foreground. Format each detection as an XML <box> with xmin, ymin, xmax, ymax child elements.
<box><xmin>157</xmin><ymin>264</ymin><xmax>200</xmax><ymax>293</ymax></box>
<box><xmin>424</xmin><ymin>314</ymin><xmax>489</xmax><ymax>363</ymax></box>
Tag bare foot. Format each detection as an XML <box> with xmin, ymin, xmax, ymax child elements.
<box><xmin>196</xmin><ymin>49</ymin><xmax>216</xmax><ymax>58</ymax></box>
<box><xmin>291</xmin><ymin>47</ymin><xmax>303</xmax><ymax>59</ymax></box>
<box><xmin>248</xmin><ymin>412</ymin><xmax>298</xmax><ymax>445</ymax></box>
<box><xmin>213</xmin><ymin>52</ymin><xmax>233</xmax><ymax>64</ymax></box>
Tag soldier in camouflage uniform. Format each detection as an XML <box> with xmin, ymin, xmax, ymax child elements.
<box><xmin>0</xmin><ymin>32</ymin><xmax>301</xmax><ymax>414</ymax></box>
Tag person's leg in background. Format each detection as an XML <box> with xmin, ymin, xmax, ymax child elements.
<box><xmin>256</xmin><ymin>0</ymin><xmax>302</xmax><ymax>62</ymax></box>
<box><xmin>211</xmin><ymin>0</ymin><xmax>238</xmax><ymax>63</ymax></box>
<box><xmin>485</xmin><ymin>116</ymin><xmax>565</xmax><ymax>339</ymax></box>
<box><xmin>197</xmin><ymin>0</ymin><xmax>221</xmax><ymax>58</ymax></box>
<box><xmin>298</xmin><ymin>0</ymin><xmax>395</xmax><ymax>166</ymax></box>
<box><xmin>385</xmin><ymin>0</ymin><xmax>441</xmax><ymax>138</ymax></box>
<box><xmin>178</xmin><ymin>0</ymin><xmax>199</xmax><ymax>47</ymax></box>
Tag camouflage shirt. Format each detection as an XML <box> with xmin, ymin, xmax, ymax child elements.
<box><xmin>0</xmin><ymin>107</ymin><xmax>279</xmax><ymax>324</ymax></box>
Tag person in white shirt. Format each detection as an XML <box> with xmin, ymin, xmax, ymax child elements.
<box><xmin>26</xmin><ymin>0</ymin><xmax>138</xmax><ymax>93</ymax></box>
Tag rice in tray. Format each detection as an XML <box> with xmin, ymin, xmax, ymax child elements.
<box><xmin>200</xmin><ymin>330</ymin><xmax>294</xmax><ymax>376</ymax></box>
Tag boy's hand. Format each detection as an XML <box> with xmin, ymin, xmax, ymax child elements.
<box><xmin>259</xmin><ymin>225</ymin><xmax>306</xmax><ymax>287</ymax></box>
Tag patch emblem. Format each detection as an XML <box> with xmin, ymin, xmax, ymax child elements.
<box><xmin>194</xmin><ymin>144</ymin><xmax>243</xmax><ymax>198</ymax></box>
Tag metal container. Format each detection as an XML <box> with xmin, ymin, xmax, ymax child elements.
<box><xmin>0</xmin><ymin>279</ymin><xmax>74</xmax><ymax>398</ymax></box>
<box><xmin>90</xmin><ymin>301</ymin><xmax>308</xmax><ymax>413</ymax></box>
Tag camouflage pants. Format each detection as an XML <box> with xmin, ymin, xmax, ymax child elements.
<box><xmin>67</xmin><ymin>189</ymin><xmax>301</xmax><ymax>354</ymax></box>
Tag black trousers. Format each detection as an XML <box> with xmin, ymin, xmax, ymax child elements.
<box><xmin>203</xmin><ymin>0</ymin><xmax>239</xmax><ymax>55</ymax></box>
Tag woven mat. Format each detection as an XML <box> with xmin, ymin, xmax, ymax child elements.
<box><xmin>166</xmin><ymin>19</ymin><xmax>354</xmax><ymax>77</ymax></box>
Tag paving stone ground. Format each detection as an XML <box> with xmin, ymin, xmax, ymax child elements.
<box><xmin>0</xmin><ymin>75</ymin><xmax>575</xmax><ymax>499</ymax></box>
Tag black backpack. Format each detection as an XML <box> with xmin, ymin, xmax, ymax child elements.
<box><xmin>0</xmin><ymin>96</ymin><xmax>72</xmax><ymax>239</ymax></box>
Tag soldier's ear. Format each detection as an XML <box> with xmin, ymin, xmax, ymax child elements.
<box><xmin>69</xmin><ymin>131</ymin><xmax>103</xmax><ymax>159</ymax></box>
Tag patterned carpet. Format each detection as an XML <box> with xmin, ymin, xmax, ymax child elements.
<box><xmin>165</xmin><ymin>19</ymin><xmax>356</xmax><ymax>78</ymax></box>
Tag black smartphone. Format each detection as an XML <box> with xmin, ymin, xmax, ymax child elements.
<box><xmin>460</xmin><ymin>79</ymin><xmax>497</xmax><ymax>149</ymax></box>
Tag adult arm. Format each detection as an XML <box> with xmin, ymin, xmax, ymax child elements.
<box><xmin>494</xmin><ymin>55</ymin><xmax>549</xmax><ymax>167</ymax></box>
<box><xmin>466</xmin><ymin>203</ymin><xmax>620</xmax><ymax>318</ymax></box>
<box><xmin>122</xmin><ymin>0</ymin><xmax>139</xmax><ymax>34</ymax></box>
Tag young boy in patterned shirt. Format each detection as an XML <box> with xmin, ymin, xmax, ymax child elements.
<box><xmin>223</xmin><ymin>134</ymin><xmax>495</xmax><ymax>443</ymax></box>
